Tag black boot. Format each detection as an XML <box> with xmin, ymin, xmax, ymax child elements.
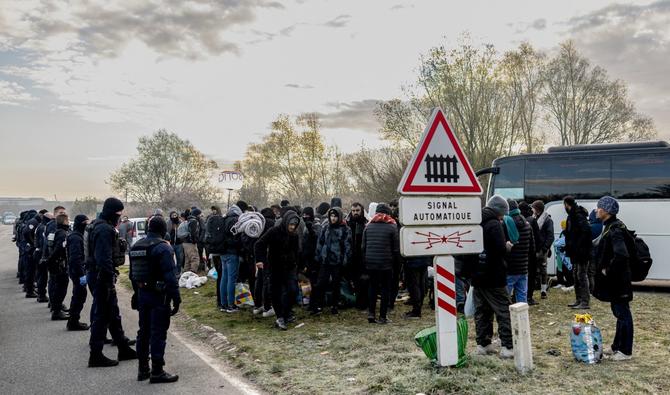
<box><xmin>112</xmin><ymin>337</ymin><xmax>136</xmax><ymax>346</ymax></box>
<box><xmin>37</xmin><ymin>295</ymin><xmax>48</xmax><ymax>303</ymax></box>
<box><xmin>118</xmin><ymin>343</ymin><xmax>138</xmax><ymax>361</ymax></box>
<box><xmin>150</xmin><ymin>359</ymin><xmax>179</xmax><ymax>384</ymax></box>
<box><xmin>88</xmin><ymin>351</ymin><xmax>119</xmax><ymax>368</ymax></box>
<box><xmin>66</xmin><ymin>319</ymin><xmax>89</xmax><ymax>331</ymax></box>
<box><xmin>25</xmin><ymin>290</ymin><xmax>38</xmax><ymax>298</ymax></box>
<box><xmin>138</xmin><ymin>359</ymin><xmax>151</xmax><ymax>381</ymax></box>
<box><xmin>51</xmin><ymin>310</ymin><xmax>70</xmax><ymax>321</ymax></box>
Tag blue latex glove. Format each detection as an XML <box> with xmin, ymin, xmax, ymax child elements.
<box><xmin>79</xmin><ymin>275</ymin><xmax>87</xmax><ymax>286</ymax></box>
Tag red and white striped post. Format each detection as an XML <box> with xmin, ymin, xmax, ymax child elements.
<box><xmin>433</xmin><ymin>256</ymin><xmax>458</xmax><ymax>366</ymax></box>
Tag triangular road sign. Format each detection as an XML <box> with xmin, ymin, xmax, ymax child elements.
<box><xmin>398</xmin><ymin>108</ymin><xmax>482</xmax><ymax>195</ymax></box>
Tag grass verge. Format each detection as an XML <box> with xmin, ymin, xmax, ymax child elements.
<box><xmin>119</xmin><ymin>269</ymin><xmax>670</xmax><ymax>395</ymax></box>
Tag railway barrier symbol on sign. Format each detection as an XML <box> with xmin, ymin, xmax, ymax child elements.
<box><xmin>424</xmin><ymin>154</ymin><xmax>459</xmax><ymax>183</ymax></box>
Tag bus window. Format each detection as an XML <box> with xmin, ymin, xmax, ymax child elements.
<box><xmin>612</xmin><ymin>153</ymin><xmax>670</xmax><ymax>199</ymax></box>
<box><xmin>525</xmin><ymin>157</ymin><xmax>610</xmax><ymax>202</ymax></box>
<box><xmin>491</xmin><ymin>159</ymin><xmax>524</xmax><ymax>199</ymax></box>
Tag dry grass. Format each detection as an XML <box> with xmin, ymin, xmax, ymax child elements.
<box><xmin>120</xmin><ymin>269</ymin><xmax>670</xmax><ymax>395</ymax></box>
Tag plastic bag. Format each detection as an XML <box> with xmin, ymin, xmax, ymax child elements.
<box><xmin>179</xmin><ymin>271</ymin><xmax>208</xmax><ymax>289</ymax></box>
<box><xmin>414</xmin><ymin>317</ymin><xmax>468</xmax><ymax>368</ymax></box>
<box><xmin>570</xmin><ymin>314</ymin><xmax>603</xmax><ymax>364</ymax></box>
<box><xmin>207</xmin><ymin>267</ymin><xmax>217</xmax><ymax>280</ymax></box>
<box><xmin>464</xmin><ymin>286</ymin><xmax>475</xmax><ymax>318</ymax></box>
<box><xmin>235</xmin><ymin>282</ymin><xmax>254</xmax><ymax>306</ymax></box>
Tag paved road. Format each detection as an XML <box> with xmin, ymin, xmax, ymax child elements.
<box><xmin>0</xmin><ymin>225</ymin><xmax>256</xmax><ymax>395</ymax></box>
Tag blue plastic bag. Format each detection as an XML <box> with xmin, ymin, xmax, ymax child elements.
<box><xmin>570</xmin><ymin>323</ymin><xmax>603</xmax><ymax>364</ymax></box>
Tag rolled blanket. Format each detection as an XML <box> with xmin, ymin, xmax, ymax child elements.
<box><xmin>231</xmin><ymin>212</ymin><xmax>266</xmax><ymax>238</ymax></box>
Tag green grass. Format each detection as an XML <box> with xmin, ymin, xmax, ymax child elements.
<box><xmin>121</xmin><ymin>272</ymin><xmax>670</xmax><ymax>394</ymax></box>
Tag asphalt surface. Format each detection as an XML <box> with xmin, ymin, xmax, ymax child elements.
<box><xmin>0</xmin><ymin>225</ymin><xmax>256</xmax><ymax>395</ymax></box>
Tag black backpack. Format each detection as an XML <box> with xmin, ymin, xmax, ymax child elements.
<box><xmin>205</xmin><ymin>215</ymin><xmax>226</xmax><ymax>253</ymax></box>
<box><xmin>621</xmin><ymin>226</ymin><xmax>653</xmax><ymax>282</ymax></box>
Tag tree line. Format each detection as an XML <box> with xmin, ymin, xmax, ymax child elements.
<box><xmin>107</xmin><ymin>38</ymin><xmax>657</xmax><ymax>210</ymax></box>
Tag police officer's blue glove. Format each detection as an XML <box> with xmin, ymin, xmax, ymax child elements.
<box><xmin>79</xmin><ymin>275</ymin><xmax>87</xmax><ymax>286</ymax></box>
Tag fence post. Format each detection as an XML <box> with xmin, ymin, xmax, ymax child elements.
<box><xmin>509</xmin><ymin>302</ymin><xmax>533</xmax><ymax>374</ymax></box>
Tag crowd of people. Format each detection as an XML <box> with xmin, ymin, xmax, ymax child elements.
<box><xmin>468</xmin><ymin>194</ymin><xmax>635</xmax><ymax>362</ymax></box>
<box><xmin>10</xmin><ymin>192</ymin><xmax>636</xmax><ymax>384</ymax></box>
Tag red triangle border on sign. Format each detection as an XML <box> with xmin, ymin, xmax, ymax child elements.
<box><xmin>401</xmin><ymin>110</ymin><xmax>482</xmax><ymax>194</ymax></box>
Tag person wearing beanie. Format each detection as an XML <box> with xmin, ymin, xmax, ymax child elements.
<box><xmin>87</xmin><ymin>197</ymin><xmax>137</xmax><ymax>368</ymax></box>
<box><xmin>362</xmin><ymin>203</ymin><xmax>399</xmax><ymax>324</ymax></box>
<box><xmin>130</xmin><ymin>215</ymin><xmax>181</xmax><ymax>382</ymax></box>
<box><xmin>531</xmin><ymin>200</ymin><xmax>554</xmax><ymax>301</ymax></box>
<box><xmin>473</xmin><ymin>194</ymin><xmax>514</xmax><ymax>359</ymax></box>
<box><xmin>236</xmin><ymin>200</ymin><xmax>250</xmax><ymax>213</ymax></box>
<box><xmin>563</xmin><ymin>196</ymin><xmax>592</xmax><ymax>310</ymax></box>
<box><xmin>66</xmin><ymin>214</ymin><xmax>90</xmax><ymax>331</ymax></box>
<box><xmin>593</xmin><ymin>196</ymin><xmax>634</xmax><ymax>361</ymax></box>
<box><xmin>330</xmin><ymin>197</ymin><xmax>342</xmax><ymax>209</ymax></box>
<box><xmin>316</xmin><ymin>202</ymin><xmax>330</xmax><ymax>217</ymax></box>
<box><xmin>311</xmin><ymin>207</ymin><xmax>352</xmax><ymax>316</ymax></box>
<box><xmin>504</xmin><ymin>199</ymin><xmax>535</xmax><ymax>304</ymax></box>
<box><xmin>346</xmin><ymin>202</ymin><xmax>369</xmax><ymax>310</ymax></box>
<box><xmin>280</xmin><ymin>199</ymin><xmax>290</xmax><ymax>208</ymax></box>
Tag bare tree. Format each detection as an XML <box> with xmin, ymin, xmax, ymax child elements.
<box><xmin>543</xmin><ymin>41</ymin><xmax>656</xmax><ymax>145</ymax></box>
<box><xmin>109</xmin><ymin>130</ymin><xmax>219</xmax><ymax>207</ymax></box>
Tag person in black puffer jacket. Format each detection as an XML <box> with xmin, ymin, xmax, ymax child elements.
<box><xmin>310</xmin><ymin>207</ymin><xmax>352</xmax><ymax>315</ymax></box>
<box><xmin>472</xmin><ymin>195</ymin><xmax>514</xmax><ymax>359</ymax></box>
<box><xmin>362</xmin><ymin>204</ymin><xmax>399</xmax><ymax>324</ymax></box>
<box><xmin>254</xmin><ymin>211</ymin><xmax>300</xmax><ymax>330</ymax></box>
<box><xmin>504</xmin><ymin>200</ymin><xmax>535</xmax><ymax>304</ymax></box>
<box><xmin>563</xmin><ymin>196</ymin><xmax>592</xmax><ymax>309</ymax></box>
<box><xmin>519</xmin><ymin>201</ymin><xmax>541</xmax><ymax>305</ymax></box>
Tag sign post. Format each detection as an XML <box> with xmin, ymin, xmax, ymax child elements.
<box><xmin>397</xmin><ymin>108</ymin><xmax>483</xmax><ymax>367</ymax></box>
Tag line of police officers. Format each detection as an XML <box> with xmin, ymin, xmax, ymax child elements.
<box><xmin>13</xmin><ymin>197</ymin><xmax>181</xmax><ymax>384</ymax></box>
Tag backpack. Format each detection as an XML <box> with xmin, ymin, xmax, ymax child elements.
<box><xmin>176</xmin><ymin>221</ymin><xmax>190</xmax><ymax>241</ymax></box>
<box><xmin>621</xmin><ymin>226</ymin><xmax>653</xmax><ymax>282</ymax></box>
<box><xmin>205</xmin><ymin>215</ymin><xmax>226</xmax><ymax>252</ymax></box>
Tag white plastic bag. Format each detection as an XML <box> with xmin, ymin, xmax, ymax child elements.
<box><xmin>179</xmin><ymin>271</ymin><xmax>197</xmax><ymax>288</ymax></box>
<box><xmin>464</xmin><ymin>286</ymin><xmax>475</xmax><ymax>318</ymax></box>
<box><xmin>179</xmin><ymin>271</ymin><xmax>208</xmax><ymax>289</ymax></box>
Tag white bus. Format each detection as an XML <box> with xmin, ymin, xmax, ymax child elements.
<box><xmin>480</xmin><ymin>141</ymin><xmax>670</xmax><ymax>283</ymax></box>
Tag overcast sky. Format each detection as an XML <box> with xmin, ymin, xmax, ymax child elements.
<box><xmin>1</xmin><ymin>0</ymin><xmax>668</xmax><ymax>200</ymax></box>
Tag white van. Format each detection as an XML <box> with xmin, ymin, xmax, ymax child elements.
<box><xmin>129</xmin><ymin>217</ymin><xmax>147</xmax><ymax>247</ymax></box>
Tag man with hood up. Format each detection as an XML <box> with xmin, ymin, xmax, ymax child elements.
<box><xmin>66</xmin><ymin>214</ymin><xmax>90</xmax><ymax>331</ymax></box>
<box><xmin>253</xmin><ymin>208</ymin><xmax>277</xmax><ymax>317</ymax></box>
<box><xmin>86</xmin><ymin>197</ymin><xmax>137</xmax><ymax>368</ymax></box>
<box><xmin>311</xmin><ymin>207</ymin><xmax>352</xmax><ymax>315</ymax></box>
<box><xmin>254</xmin><ymin>211</ymin><xmax>301</xmax><ymax>330</ymax></box>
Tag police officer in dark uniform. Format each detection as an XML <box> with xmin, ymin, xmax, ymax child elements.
<box><xmin>14</xmin><ymin>210</ymin><xmax>28</xmax><ymax>283</ymax></box>
<box><xmin>66</xmin><ymin>214</ymin><xmax>90</xmax><ymax>330</ymax></box>
<box><xmin>43</xmin><ymin>206</ymin><xmax>69</xmax><ymax>315</ymax></box>
<box><xmin>86</xmin><ymin>197</ymin><xmax>136</xmax><ymax>367</ymax></box>
<box><xmin>21</xmin><ymin>210</ymin><xmax>40</xmax><ymax>298</ymax></box>
<box><xmin>35</xmin><ymin>212</ymin><xmax>53</xmax><ymax>303</ymax></box>
<box><xmin>130</xmin><ymin>216</ymin><xmax>180</xmax><ymax>383</ymax></box>
<box><xmin>46</xmin><ymin>213</ymin><xmax>72</xmax><ymax>320</ymax></box>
